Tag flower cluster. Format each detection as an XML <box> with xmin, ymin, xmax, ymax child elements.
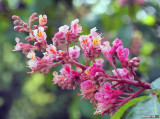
<box><xmin>12</xmin><ymin>13</ymin><xmax>150</xmax><ymax>116</ymax></box>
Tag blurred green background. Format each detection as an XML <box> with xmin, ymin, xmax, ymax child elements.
<box><xmin>0</xmin><ymin>0</ymin><xmax>160</xmax><ymax>119</ymax></box>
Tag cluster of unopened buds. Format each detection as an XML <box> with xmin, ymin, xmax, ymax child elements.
<box><xmin>12</xmin><ymin>13</ymin><xmax>151</xmax><ymax>116</ymax></box>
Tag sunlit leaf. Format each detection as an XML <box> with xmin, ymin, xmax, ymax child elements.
<box><xmin>125</xmin><ymin>96</ymin><xmax>160</xmax><ymax>119</ymax></box>
<box><xmin>151</xmin><ymin>78</ymin><xmax>160</xmax><ymax>90</ymax></box>
<box><xmin>111</xmin><ymin>96</ymin><xmax>149</xmax><ymax>119</ymax></box>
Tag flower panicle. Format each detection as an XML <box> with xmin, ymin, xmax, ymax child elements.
<box><xmin>12</xmin><ymin>13</ymin><xmax>150</xmax><ymax>116</ymax></box>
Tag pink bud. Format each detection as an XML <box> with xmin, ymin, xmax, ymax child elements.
<box><xmin>25</xmin><ymin>36</ymin><xmax>31</xmax><ymax>41</ymax></box>
<box><xmin>18</xmin><ymin>29</ymin><xmax>24</xmax><ymax>33</ymax></box>
<box><xmin>12</xmin><ymin>15</ymin><xmax>20</xmax><ymax>20</ymax></box>
<box><xmin>128</xmin><ymin>61</ymin><xmax>133</xmax><ymax>66</ymax></box>
<box><xmin>14</xmin><ymin>26</ymin><xmax>21</xmax><ymax>31</ymax></box>
<box><xmin>13</xmin><ymin>20</ymin><xmax>19</xmax><ymax>25</ymax></box>
<box><xmin>32</xmin><ymin>13</ymin><xmax>37</xmax><ymax>18</ymax></box>
<box><xmin>132</xmin><ymin>57</ymin><xmax>140</xmax><ymax>62</ymax></box>
<box><xmin>133</xmin><ymin>62</ymin><xmax>139</xmax><ymax>67</ymax></box>
<box><xmin>33</xmin><ymin>25</ymin><xmax>38</xmax><ymax>29</ymax></box>
<box><xmin>23</xmin><ymin>23</ymin><xmax>27</xmax><ymax>27</ymax></box>
<box><xmin>44</xmin><ymin>26</ymin><xmax>48</xmax><ymax>30</ymax></box>
<box><xmin>132</xmin><ymin>67</ymin><xmax>137</xmax><ymax>71</ymax></box>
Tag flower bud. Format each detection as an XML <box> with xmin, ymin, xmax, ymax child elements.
<box><xmin>14</xmin><ymin>26</ymin><xmax>21</xmax><ymax>31</ymax></box>
<box><xmin>18</xmin><ymin>28</ymin><xmax>24</xmax><ymax>33</ymax></box>
<box><xmin>23</xmin><ymin>23</ymin><xmax>27</xmax><ymax>27</ymax></box>
<box><xmin>44</xmin><ymin>26</ymin><xmax>48</xmax><ymax>30</ymax></box>
<box><xmin>12</xmin><ymin>15</ymin><xmax>20</xmax><ymax>20</ymax></box>
<box><xmin>13</xmin><ymin>20</ymin><xmax>19</xmax><ymax>25</ymax></box>
<box><xmin>32</xmin><ymin>13</ymin><xmax>37</xmax><ymax>18</ymax></box>
<box><xmin>33</xmin><ymin>25</ymin><xmax>38</xmax><ymax>29</ymax></box>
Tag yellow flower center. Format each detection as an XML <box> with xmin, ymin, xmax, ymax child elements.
<box><xmin>37</xmin><ymin>31</ymin><xmax>43</xmax><ymax>37</ymax></box>
<box><xmin>31</xmin><ymin>55</ymin><xmax>34</xmax><ymax>60</ymax></box>
<box><xmin>40</xmin><ymin>18</ymin><xmax>46</xmax><ymax>23</ymax></box>
<box><xmin>85</xmin><ymin>69</ymin><xmax>90</xmax><ymax>75</ymax></box>
<box><xmin>59</xmin><ymin>50</ymin><xmax>64</xmax><ymax>54</ymax></box>
<box><xmin>93</xmin><ymin>39</ymin><xmax>99</xmax><ymax>47</ymax></box>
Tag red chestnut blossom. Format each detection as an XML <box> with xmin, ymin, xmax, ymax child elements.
<box><xmin>53</xmin><ymin>19</ymin><xmax>82</xmax><ymax>45</ymax></box>
<box><xmin>69</xmin><ymin>45</ymin><xmax>80</xmax><ymax>59</ymax></box>
<box><xmin>94</xmin><ymin>82</ymin><xmax>123</xmax><ymax>115</ymax></box>
<box><xmin>46</xmin><ymin>44</ymin><xmax>57</xmax><ymax>57</ymax></box>
<box><xmin>33</xmin><ymin>26</ymin><xmax>47</xmax><ymax>42</ymax></box>
<box><xmin>39</xmin><ymin>14</ymin><xmax>47</xmax><ymax>26</ymax></box>
<box><xmin>70</xmin><ymin>19</ymin><xmax>82</xmax><ymax>34</ymax></box>
<box><xmin>12</xmin><ymin>13</ymin><xmax>151</xmax><ymax>116</ymax></box>
<box><xmin>116</xmin><ymin>46</ymin><xmax>129</xmax><ymax>61</ymax></box>
<box><xmin>110</xmin><ymin>37</ymin><xmax>123</xmax><ymax>54</ymax></box>
<box><xmin>116</xmin><ymin>46</ymin><xmax>129</xmax><ymax>67</ymax></box>
<box><xmin>80</xmin><ymin>80</ymin><xmax>97</xmax><ymax>100</ymax></box>
<box><xmin>112</xmin><ymin>68</ymin><xmax>134</xmax><ymax>80</ymax></box>
<box><xmin>79</xmin><ymin>35</ymin><xmax>91</xmax><ymax>50</ymax></box>
<box><xmin>53</xmin><ymin>64</ymin><xmax>81</xmax><ymax>89</ymax></box>
<box><xmin>100</xmin><ymin>41</ymin><xmax>111</xmax><ymax>61</ymax></box>
<box><xmin>89</xmin><ymin>27</ymin><xmax>102</xmax><ymax>48</ymax></box>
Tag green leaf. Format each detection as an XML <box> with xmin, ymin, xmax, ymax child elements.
<box><xmin>151</xmin><ymin>78</ymin><xmax>160</xmax><ymax>90</ymax></box>
<box><xmin>111</xmin><ymin>96</ymin><xmax>149</xmax><ymax>119</ymax></box>
<box><xmin>125</xmin><ymin>95</ymin><xmax>160</xmax><ymax>119</ymax></box>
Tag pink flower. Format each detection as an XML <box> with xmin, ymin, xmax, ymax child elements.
<box><xmin>112</xmin><ymin>68</ymin><xmax>127</xmax><ymax>77</ymax></box>
<box><xmin>69</xmin><ymin>45</ymin><xmax>80</xmax><ymax>59</ymax></box>
<box><xmin>55</xmin><ymin>25</ymin><xmax>69</xmax><ymax>38</ymax></box>
<box><xmin>79</xmin><ymin>35</ymin><xmax>91</xmax><ymax>49</ymax></box>
<box><xmin>53</xmin><ymin>71</ymin><xmax>66</xmax><ymax>84</ymax></box>
<box><xmin>81</xmin><ymin>80</ymin><xmax>95</xmax><ymax>90</ymax></box>
<box><xmin>116</xmin><ymin>46</ymin><xmax>129</xmax><ymax>61</ymax></box>
<box><xmin>89</xmin><ymin>27</ymin><xmax>102</xmax><ymax>49</ymax></box>
<box><xmin>14</xmin><ymin>38</ymin><xmax>23</xmax><ymax>51</ymax></box>
<box><xmin>90</xmin><ymin>27</ymin><xmax>98</xmax><ymax>37</ymax></box>
<box><xmin>94</xmin><ymin>82</ymin><xmax>123</xmax><ymax>115</ymax></box>
<box><xmin>95</xmin><ymin>82</ymin><xmax>123</xmax><ymax>101</ymax></box>
<box><xmin>110</xmin><ymin>38</ymin><xmax>123</xmax><ymax>54</ymax></box>
<box><xmin>94</xmin><ymin>59</ymin><xmax>104</xmax><ymax>69</ymax></box>
<box><xmin>100</xmin><ymin>41</ymin><xmax>111</xmax><ymax>60</ymax></box>
<box><xmin>70</xmin><ymin>19</ymin><xmax>82</xmax><ymax>34</ymax></box>
<box><xmin>53</xmin><ymin>66</ymin><xmax>81</xmax><ymax>90</ymax></box>
<box><xmin>27</xmin><ymin>51</ymin><xmax>35</xmax><ymax>59</ymax></box>
<box><xmin>112</xmin><ymin>68</ymin><xmax>134</xmax><ymax>80</ymax></box>
<box><xmin>27</xmin><ymin>51</ymin><xmax>38</xmax><ymax>71</ymax></box>
<box><xmin>39</xmin><ymin>14</ymin><xmax>47</xmax><ymax>26</ymax></box>
<box><xmin>92</xmin><ymin>35</ymin><xmax>102</xmax><ymax>48</ymax></box>
<box><xmin>13</xmin><ymin>38</ymin><xmax>31</xmax><ymax>53</ymax></box>
<box><xmin>33</xmin><ymin>27</ymin><xmax>47</xmax><ymax>42</ymax></box>
<box><xmin>84</xmin><ymin>64</ymin><xmax>105</xmax><ymax>77</ymax></box>
<box><xmin>94</xmin><ymin>103</ymin><xmax>113</xmax><ymax>115</ymax></box>
<box><xmin>60</xmin><ymin>64</ymin><xmax>71</xmax><ymax>76</ymax></box>
<box><xmin>59</xmin><ymin>25</ymin><xmax>69</xmax><ymax>33</ymax></box>
<box><xmin>46</xmin><ymin>44</ymin><xmax>57</xmax><ymax>56</ymax></box>
<box><xmin>28</xmin><ymin>58</ymin><xmax>38</xmax><ymax>70</ymax></box>
<box><xmin>80</xmin><ymin>80</ymin><xmax>97</xmax><ymax>99</ymax></box>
